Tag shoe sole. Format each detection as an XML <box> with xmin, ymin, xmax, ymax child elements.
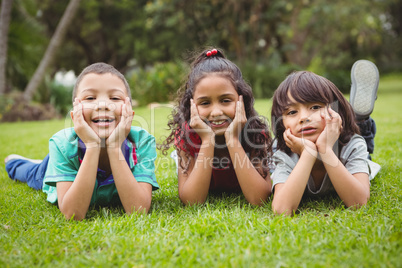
<box><xmin>350</xmin><ymin>60</ymin><xmax>379</xmax><ymax>119</ymax></box>
<box><xmin>5</xmin><ymin>154</ymin><xmax>43</xmax><ymax>164</ymax></box>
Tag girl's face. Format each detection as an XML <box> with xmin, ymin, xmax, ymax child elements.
<box><xmin>74</xmin><ymin>73</ymin><xmax>129</xmax><ymax>139</ymax></box>
<box><xmin>282</xmin><ymin>94</ymin><xmax>326</xmax><ymax>143</ymax></box>
<box><xmin>193</xmin><ymin>74</ymin><xmax>239</xmax><ymax>135</ymax></box>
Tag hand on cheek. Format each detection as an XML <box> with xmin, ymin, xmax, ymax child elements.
<box><xmin>316</xmin><ymin>107</ymin><xmax>342</xmax><ymax>154</ymax></box>
<box><xmin>189</xmin><ymin>99</ymin><xmax>214</xmax><ymax>142</ymax></box>
<box><xmin>284</xmin><ymin>128</ymin><xmax>317</xmax><ymax>157</ymax></box>
<box><xmin>106</xmin><ymin>97</ymin><xmax>133</xmax><ymax>149</ymax></box>
<box><xmin>225</xmin><ymin>95</ymin><xmax>246</xmax><ymax>144</ymax></box>
<box><xmin>71</xmin><ymin>98</ymin><xmax>100</xmax><ymax>148</ymax></box>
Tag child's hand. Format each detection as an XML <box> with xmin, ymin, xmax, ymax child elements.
<box><xmin>71</xmin><ymin>98</ymin><xmax>101</xmax><ymax>148</ymax></box>
<box><xmin>225</xmin><ymin>95</ymin><xmax>247</xmax><ymax>144</ymax></box>
<box><xmin>190</xmin><ymin>99</ymin><xmax>214</xmax><ymax>142</ymax></box>
<box><xmin>316</xmin><ymin>107</ymin><xmax>342</xmax><ymax>154</ymax></box>
<box><xmin>106</xmin><ymin>97</ymin><xmax>133</xmax><ymax>149</ymax></box>
<box><xmin>284</xmin><ymin>128</ymin><xmax>317</xmax><ymax>157</ymax></box>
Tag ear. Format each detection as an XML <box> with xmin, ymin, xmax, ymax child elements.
<box><xmin>70</xmin><ymin>110</ymin><xmax>74</xmax><ymax>120</ymax></box>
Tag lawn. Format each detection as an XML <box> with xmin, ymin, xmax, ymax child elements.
<box><xmin>0</xmin><ymin>75</ymin><xmax>401</xmax><ymax>267</ymax></box>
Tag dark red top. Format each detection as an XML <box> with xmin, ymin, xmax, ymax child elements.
<box><xmin>175</xmin><ymin>123</ymin><xmax>241</xmax><ymax>193</ymax></box>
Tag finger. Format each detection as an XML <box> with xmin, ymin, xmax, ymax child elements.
<box><xmin>238</xmin><ymin>95</ymin><xmax>246</xmax><ymax>118</ymax></box>
<box><xmin>283</xmin><ymin>129</ymin><xmax>292</xmax><ymax>143</ymax></box>
<box><xmin>72</xmin><ymin>99</ymin><xmax>85</xmax><ymax>122</ymax></box>
<box><xmin>190</xmin><ymin>99</ymin><xmax>197</xmax><ymax>118</ymax></box>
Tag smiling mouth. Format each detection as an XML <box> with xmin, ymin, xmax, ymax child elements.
<box><xmin>92</xmin><ymin>118</ymin><xmax>115</xmax><ymax>123</ymax></box>
<box><xmin>208</xmin><ymin>119</ymin><xmax>228</xmax><ymax>127</ymax></box>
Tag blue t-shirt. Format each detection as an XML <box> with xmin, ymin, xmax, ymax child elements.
<box><xmin>42</xmin><ymin>127</ymin><xmax>159</xmax><ymax>206</ymax></box>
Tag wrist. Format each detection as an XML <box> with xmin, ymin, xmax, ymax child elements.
<box><xmin>301</xmin><ymin>146</ymin><xmax>318</xmax><ymax>159</ymax></box>
<box><xmin>225</xmin><ymin>135</ymin><xmax>241</xmax><ymax>147</ymax></box>
<box><xmin>317</xmin><ymin>145</ymin><xmax>334</xmax><ymax>155</ymax></box>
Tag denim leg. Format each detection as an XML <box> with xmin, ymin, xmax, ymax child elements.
<box><xmin>357</xmin><ymin>117</ymin><xmax>376</xmax><ymax>155</ymax></box>
<box><xmin>5</xmin><ymin>155</ymin><xmax>50</xmax><ymax>190</ymax></box>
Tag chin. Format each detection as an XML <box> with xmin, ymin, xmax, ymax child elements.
<box><xmin>96</xmin><ymin>129</ymin><xmax>114</xmax><ymax>140</ymax></box>
<box><xmin>212</xmin><ymin>128</ymin><xmax>227</xmax><ymax>136</ymax></box>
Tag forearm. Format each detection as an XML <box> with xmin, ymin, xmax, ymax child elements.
<box><xmin>58</xmin><ymin>148</ymin><xmax>100</xmax><ymax>220</ymax></box>
<box><xmin>108</xmin><ymin>148</ymin><xmax>151</xmax><ymax>214</ymax></box>
<box><xmin>227</xmin><ymin>139</ymin><xmax>271</xmax><ymax>205</ymax></box>
<box><xmin>272</xmin><ymin>151</ymin><xmax>316</xmax><ymax>215</ymax></box>
<box><xmin>179</xmin><ymin>144</ymin><xmax>214</xmax><ymax>205</ymax></box>
<box><xmin>321</xmin><ymin>151</ymin><xmax>370</xmax><ymax>207</ymax></box>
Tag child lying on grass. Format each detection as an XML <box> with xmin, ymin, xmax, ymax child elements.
<box><xmin>5</xmin><ymin>63</ymin><xmax>159</xmax><ymax>220</ymax></box>
<box><xmin>270</xmin><ymin>60</ymin><xmax>381</xmax><ymax>215</ymax></box>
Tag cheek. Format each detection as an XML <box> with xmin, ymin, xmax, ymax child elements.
<box><xmin>282</xmin><ymin>117</ymin><xmax>292</xmax><ymax>129</ymax></box>
<box><xmin>196</xmin><ymin>107</ymin><xmax>208</xmax><ymax>118</ymax></box>
<box><xmin>227</xmin><ymin>104</ymin><xmax>237</xmax><ymax>118</ymax></box>
<box><xmin>81</xmin><ymin>104</ymin><xmax>94</xmax><ymax>118</ymax></box>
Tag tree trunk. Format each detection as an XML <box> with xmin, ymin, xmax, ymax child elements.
<box><xmin>0</xmin><ymin>0</ymin><xmax>13</xmax><ymax>95</ymax></box>
<box><xmin>23</xmin><ymin>0</ymin><xmax>81</xmax><ymax>102</ymax></box>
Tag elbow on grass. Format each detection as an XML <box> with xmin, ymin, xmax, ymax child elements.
<box><xmin>246</xmin><ymin>197</ymin><xmax>267</xmax><ymax>206</ymax></box>
<box><xmin>61</xmin><ymin>210</ymin><xmax>85</xmax><ymax>221</ymax></box>
<box><xmin>272</xmin><ymin>202</ymin><xmax>297</xmax><ymax>216</ymax></box>
<box><xmin>179</xmin><ymin>193</ymin><xmax>207</xmax><ymax>206</ymax></box>
<box><xmin>345</xmin><ymin>197</ymin><xmax>370</xmax><ymax>210</ymax></box>
<box><xmin>125</xmin><ymin>205</ymin><xmax>150</xmax><ymax>215</ymax></box>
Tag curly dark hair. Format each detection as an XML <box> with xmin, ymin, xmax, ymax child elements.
<box><xmin>159</xmin><ymin>48</ymin><xmax>272</xmax><ymax>177</ymax></box>
<box><xmin>271</xmin><ymin>71</ymin><xmax>360</xmax><ymax>155</ymax></box>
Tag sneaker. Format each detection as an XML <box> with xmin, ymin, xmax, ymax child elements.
<box><xmin>4</xmin><ymin>154</ymin><xmax>43</xmax><ymax>165</ymax></box>
<box><xmin>350</xmin><ymin>60</ymin><xmax>379</xmax><ymax>121</ymax></box>
<box><xmin>368</xmin><ymin>160</ymin><xmax>381</xmax><ymax>179</ymax></box>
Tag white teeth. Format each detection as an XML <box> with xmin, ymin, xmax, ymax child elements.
<box><xmin>94</xmin><ymin>118</ymin><xmax>113</xmax><ymax>123</ymax></box>
<box><xmin>211</xmin><ymin>120</ymin><xmax>225</xmax><ymax>125</ymax></box>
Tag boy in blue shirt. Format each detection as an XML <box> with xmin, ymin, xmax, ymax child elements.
<box><xmin>5</xmin><ymin>63</ymin><xmax>159</xmax><ymax>220</ymax></box>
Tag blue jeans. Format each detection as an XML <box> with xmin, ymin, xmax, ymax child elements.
<box><xmin>357</xmin><ymin>117</ymin><xmax>376</xmax><ymax>156</ymax></box>
<box><xmin>5</xmin><ymin>155</ymin><xmax>49</xmax><ymax>190</ymax></box>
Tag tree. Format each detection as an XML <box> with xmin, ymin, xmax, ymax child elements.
<box><xmin>23</xmin><ymin>0</ymin><xmax>81</xmax><ymax>102</ymax></box>
<box><xmin>0</xmin><ymin>0</ymin><xmax>13</xmax><ymax>95</ymax></box>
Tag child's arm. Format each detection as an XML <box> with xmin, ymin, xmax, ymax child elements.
<box><xmin>316</xmin><ymin>108</ymin><xmax>370</xmax><ymax>208</ymax></box>
<box><xmin>271</xmin><ymin>129</ymin><xmax>318</xmax><ymax>215</ymax></box>
<box><xmin>225</xmin><ymin>96</ymin><xmax>271</xmax><ymax>205</ymax></box>
<box><xmin>106</xmin><ymin>97</ymin><xmax>153</xmax><ymax>214</ymax></box>
<box><xmin>177</xmin><ymin>99</ymin><xmax>215</xmax><ymax>205</ymax></box>
<box><xmin>57</xmin><ymin>99</ymin><xmax>102</xmax><ymax>220</ymax></box>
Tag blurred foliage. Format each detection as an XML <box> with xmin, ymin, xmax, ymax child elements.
<box><xmin>2</xmin><ymin>0</ymin><xmax>401</xmax><ymax>118</ymax></box>
<box><xmin>129</xmin><ymin>61</ymin><xmax>187</xmax><ymax>106</ymax></box>
<box><xmin>6</xmin><ymin>0</ymin><xmax>47</xmax><ymax>92</ymax></box>
<box><xmin>34</xmin><ymin>75</ymin><xmax>73</xmax><ymax>116</ymax></box>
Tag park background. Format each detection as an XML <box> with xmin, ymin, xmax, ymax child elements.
<box><xmin>0</xmin><ymin>0</ymin><xmax>401</xmax><ymax>267</ymax></box>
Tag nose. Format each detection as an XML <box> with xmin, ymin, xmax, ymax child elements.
<box><xmin>96</xmin><ymin>101</ymin><xmax>108</xmax><ymax>111</ymax></box>
<box><xmin>96</xmin><ymin>101</ymin><xmax>115</xmax><ymax>111</ymax></box>
<box><xmin>299</xmin><ymin>109</ymin><xmax>311</xmax><ymax>124</ymax></box>
<box><xmin>210</xmin><ymin>104</ymin><xmax>223</xmax><ymax>117</ymax></box>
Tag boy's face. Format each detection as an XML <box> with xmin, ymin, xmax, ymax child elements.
<box><xmin>74</xmin><ymin>73</ymin><xmax>129</xmax><ymax>139</ymax></box>
<box><xmin>282</xmin><ymin>94</ymin><xmax>326</xmax><ymax>144</ymax></box>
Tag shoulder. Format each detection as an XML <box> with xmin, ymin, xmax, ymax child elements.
<box><xmin>340</xmin><ymin>134</ymin><xmax>368</xmax><ymax>159</ymax></box>
<box><xmin>50</xmin><ymin>128</ymin><xmax>78</xmax><ymax>146</ymax></box>
<box><xmin>49</xmin><ymin>128</ymin><xmax>79</xmax><ymax>154</ymax></box>
<box><xmin>273</xmin><ymin>150</ymin><xmax>299</xmax><ymax>167</ymax></box>
<box><xmin>50</xmin><ymin>128</ymin><xmax>77</xmax><ymax>141</ymax></box>
<box><xmin>128</xmin><ymin>126</ymin><xmax>155</xmax><ymax>144</ymax></box>
<box><xmin>127</xmin><ymin>127</ymin><xmax>156</xmax><ymax>157</ymax></box>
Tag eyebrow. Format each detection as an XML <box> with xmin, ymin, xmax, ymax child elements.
<box><xmin>195</xmin><ymin>93</ymin><xmax>236</xmax><ymax>100</ymax></box>
<box><xmin>80</xmin><ymin>88</ymin><xmax>126</xmax><ymax>94</ymax></box>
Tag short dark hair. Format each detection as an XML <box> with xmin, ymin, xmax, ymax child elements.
<box><xmin>72</xmin><ymin>62</ymin><xmax>131</xmax><ymax>103</ymax></box>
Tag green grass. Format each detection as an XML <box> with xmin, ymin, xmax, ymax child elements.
<box><xmin>1</xmin><ymin>75</ymin><xmax>401</xmax><ymax>267</ymax></box>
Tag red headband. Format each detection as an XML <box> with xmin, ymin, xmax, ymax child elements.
<box><xmin>206</xmin><ymin>49</ymin><xmax>218</xmax><ymax>57</ymax></box>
